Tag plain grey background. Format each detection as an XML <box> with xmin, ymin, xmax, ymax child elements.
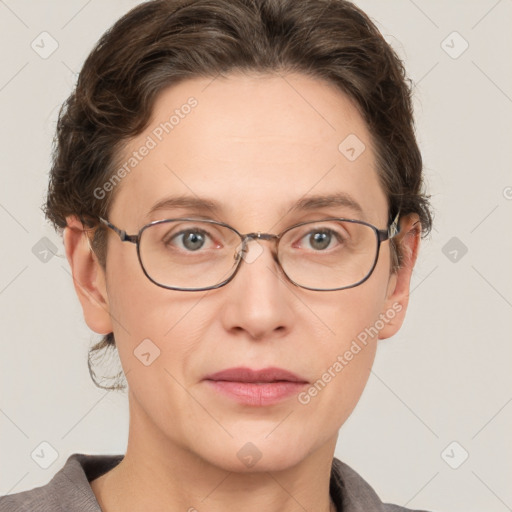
<box><xmin>0</xmin><ymin>1</ymin><xmax>511</xmax><ymax>510</ymax></box>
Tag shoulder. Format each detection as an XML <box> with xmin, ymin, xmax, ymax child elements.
<box><xmin>0</xmin><ymin>453</ymin><xmax>123</xmax><ymax>512</ymax></box>
<box><xmin>331</xmin><ymin>457</ymin><xmax>435</xmax><ymax>512</ymax></box>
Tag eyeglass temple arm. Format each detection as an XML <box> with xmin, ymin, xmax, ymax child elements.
<box><xmin>98</xmin><ymin>217</ymin><xmax>138</xmax><ymax>244</ymax></box>
<box><xmin>379</xmin><ymin>211</ymin><xmax>401</xmax><ymax>242</ymax></box>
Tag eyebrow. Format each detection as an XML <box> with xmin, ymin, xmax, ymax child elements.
<box><xmin>289</xmin><ymin>192</ymin><xmax>364</xmax><ymax>217</ymax></box>
<box><xmin>146</xmin><ymin>195</ymin><xmax>222</xmax><ymax>219</ymax></box>
<box><xmin>146</xmin><ymin>192</ymin><xmax>365</xmax><ymax>220</ymax></box>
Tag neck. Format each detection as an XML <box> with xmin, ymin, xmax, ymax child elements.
<box><xmin>91</xmin><ymin>391</ymin><xmax>338</xmax><ymax>512</ymax></box>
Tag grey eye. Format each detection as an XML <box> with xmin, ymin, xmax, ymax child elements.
<box><xmin>308</xmin><ymin>231</ymin><xmax>333</xmax><ymax>250</ymax></box>
<box><xmin>180</xmin><ymin>230</ymin><xmax>206</xmax><ymax>251</ymax></box>
<box><xmin>164</xmin><ymin>228</ymin><xmax>213</xmax><ymax>252</ymax></box>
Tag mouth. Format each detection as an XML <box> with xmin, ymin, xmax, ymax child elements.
<box><xmin>203</xmin><ymin>366</ymin><xmax>309</xmax><ymax>406</ymax></box>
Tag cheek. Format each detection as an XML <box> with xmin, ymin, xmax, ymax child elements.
<box><xmin>302</xmin><ymin>268</ymin><xmax>390</xmax><ymax>417</ymax></box>
<box><xmin>104</xmin><ymin>274</ymin><xmax>214</xmax><ymax>434</ymax></box>
<box><xmin>104</xmin><ymin>252</ymin><xmax>211</xmax><ymax>373</ymax></box>
<box><xmin>312</xmin><ymin>271</ymin><xmax>388</xmax><ymax>350</ymax></box>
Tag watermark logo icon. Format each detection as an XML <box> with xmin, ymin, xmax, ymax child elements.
<box><xmin>442</xmin><ymin>237</ymin><xmax>468</xmax><ymax>263</ymax></box>
<box><xmin>31</xmin><ymin>32</ymin><xmax>59</xmax><ymax>59</ymax></box>
<box><xmin>441</xmin><ymin>31</ymin><xmax>469</xmax><ymax>59</ymax></box>
<box><xmin>31</xmin><ymin>441</ymin><xmax>59</xmax><ymax>469</ymax></box>
<box><xmin>32</xmin><ymin>237</ymin><xmax>58</xmax><ymax>263</ymax></box>
<box><xmin>134</xmin><ymin>338</ymin><xmax>161</xmax><ymax>366</ymax></box>
<box><xmin>338</xmin><ymin>134</ymin><xmax>366</xmax><ymax>162</ymax></box>
<box><xmin>237</xmin><ymin>442</ymin><xmax>262</xmax><ymax>468</ymax></box>
<box><xmin>441</xmin><ymin>441</ymin><xmax>469</xmax><ymax>469</ymax></box>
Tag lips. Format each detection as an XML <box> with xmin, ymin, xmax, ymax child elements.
<box><xmin>203</xmin><ymin>366</ymin><xmax>308</xmax><ymax>384</ymax></box>
<box><xmin>203</xmin><ymin>366</ymin><xmax>309</xmax><ymax>406</ymax></box>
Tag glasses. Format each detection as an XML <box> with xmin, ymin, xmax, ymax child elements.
<box><xmin>98</xmin><ymin>213</ymin><xmax>400</xmax><ymax>292</ymax></box>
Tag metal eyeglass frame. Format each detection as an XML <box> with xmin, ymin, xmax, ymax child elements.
<box><xmin>97</xmin><ymin>211</ymin><xmax>401</xmax><ymax>292</ymax></box>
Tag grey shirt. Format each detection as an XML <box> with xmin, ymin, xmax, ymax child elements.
<box><xmin>0</xmin><ymin>453</ymin><xmax>432</xmax><ymax>511</ymax></box>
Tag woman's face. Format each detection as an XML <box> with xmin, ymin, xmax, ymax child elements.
<box><xmin>83</xmin><ymin>73</ymin><xmax>410</xmax><ymax>472</ymax></box>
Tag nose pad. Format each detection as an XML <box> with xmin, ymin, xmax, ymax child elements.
<box><xmin>237</xmin><ymin>238</ymin><xmax>265</xmax><ymax>264</ymax></box>
<box><xmin>234</xmin><ymin>236</ymin><xmax>280</xmax><ymax>267</ymax></box>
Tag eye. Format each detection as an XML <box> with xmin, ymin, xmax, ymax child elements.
<box><xmin>308</xmin><ymin>230</ymin><xmax>333</xmax><ymax>250</ymax></box>
<box><xmin>164</xmin><ymin>227</ymin><xmax>218</xmax><ymax>252</ymax></box>
<box><xmin>290</xmin><ymin>223</ymin><xmax>350</xmax><ymax>252</ymax></box>
<box><xmin>301</xmin><ymin>229</ymin><xmax>341</xmax><ymax>251</ymax></box>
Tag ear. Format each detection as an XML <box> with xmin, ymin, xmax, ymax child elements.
<box><xmin>63</xmin><ymin>215</ymin><xmax>113</xmax><ymax>335</ymax></box>
<box><xmin>378</xmin><ymin>213</ymin><xmax>421</xmax><ymax>340</ymax></box>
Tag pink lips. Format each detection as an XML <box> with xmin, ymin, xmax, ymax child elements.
<box><xmin>203</xmin><ymin>366</ymin><xmax>309</xmax><ymax>406</ymax></box>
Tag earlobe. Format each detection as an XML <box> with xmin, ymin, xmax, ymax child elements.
<box><xmin>63</xmin><ymin>215</ymin><xmax>113</xmax><ymax>335</ymax></box>
<box><xmin>378</xmin><ymin>213</ymin><xmax>421</xmax><ymax>340</ymax></box>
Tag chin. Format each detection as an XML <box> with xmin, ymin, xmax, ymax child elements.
<box><xmin>197</xmin><ymin>437</ymin><xmax>309</xmax><ymax>474</ymax></box>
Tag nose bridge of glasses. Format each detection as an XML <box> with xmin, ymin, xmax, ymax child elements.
<box><xmin>245</xmin><ymin>232</ymin><xmax>279</xmax><ymax>242</ymax></box>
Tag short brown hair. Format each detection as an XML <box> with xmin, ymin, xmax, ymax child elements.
<box><xmin>44</xmin><ymin>0</ymin><xmax>433</xmax><ymax>391</ymax></box>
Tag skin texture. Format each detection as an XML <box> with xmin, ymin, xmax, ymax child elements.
<box><xmin>64</xmin><ymin>72</ymin><xmax>421</xmax><ymax>512</ymax></box>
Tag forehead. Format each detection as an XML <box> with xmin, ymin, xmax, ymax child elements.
<box><xmin>109</xmin><ymin>72</ymin><xmax>388</xmax><ymax>229</ymax></box>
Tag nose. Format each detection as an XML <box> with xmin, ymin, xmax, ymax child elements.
<box><xmin>219</xmin><ymin>237</ymin><xmax>294</xmax><ymax>340</ymax></box>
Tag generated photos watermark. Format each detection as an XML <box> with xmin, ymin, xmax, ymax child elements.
<box><xmin>298</xmin><ymin>302</ymin><xmax>403</xmax><ymax>405</ymax></box>
<box><xmin>93</xmin><ymin>96</ymin><xmax>198</xmax><ymax>200</ymax></box>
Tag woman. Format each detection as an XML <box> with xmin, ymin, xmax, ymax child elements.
<box><xmin>0</xmin><ymin>0</ymin><xmax>433</xmax><ymax>510</ymax></box>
